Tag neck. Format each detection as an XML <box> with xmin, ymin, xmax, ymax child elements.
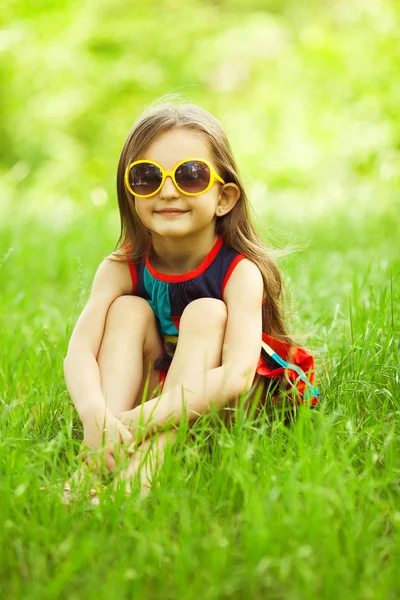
<box><xmin>150</xmin><ymin>229</ymin><xmax>219</xmax><ymax>274</ymax></box>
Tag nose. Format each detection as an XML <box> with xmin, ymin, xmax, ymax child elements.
<box><xmin>159</xmin><ymin>175</ymin><xmax>180</xmax><ymax>199</ymax></box>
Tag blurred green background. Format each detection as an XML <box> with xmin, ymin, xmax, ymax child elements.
<box><xmin>2</xmin><ymin>0</ymin><xmax>399</xmax><ymax>224</ymax></box>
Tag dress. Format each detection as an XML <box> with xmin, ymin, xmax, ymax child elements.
<box><xmin>125</xmin><ymin>236</ymin><xmax>319</xmax><ymax>405</ymax></box>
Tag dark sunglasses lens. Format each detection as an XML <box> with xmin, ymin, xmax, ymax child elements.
<box><xmin>129</xmin><ymin>163</ymin><xmax>162</xmax><ymax>195</ymax></box>
<box><xmin>175</xmin><ymin>161</ymin><xmax>210</xmax><ymax>193</ymax></box>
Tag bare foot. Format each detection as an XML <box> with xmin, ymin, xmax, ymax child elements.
<box><xmin>88</xmin><ymin>487</ymin><xmax>101</xmax><ymax>506</ymax></box>
<box><xmin>63</xmin><ymin>463</ymin><xmax>103</xmax><ymax>506</ymax></box>
<box><xmin>110</xmin><ymin>466</ymin><xmax>156</xmax><ymax>508</ymax></box>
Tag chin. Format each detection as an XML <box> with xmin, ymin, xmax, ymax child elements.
<box><xmin>155</xmin><ymin>227</ymin><xmax>195</xmax><ymax>238</ymax></box>
<box><xmin>159</xmin><ymin>229</ymin><xmax>191</xmax><ymax>238</ymax></box>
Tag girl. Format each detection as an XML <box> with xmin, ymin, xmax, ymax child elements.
<box><xmin>63</xmin><ymin>101</ymin><xmax>319</xmax><ymax>502</ymax></box>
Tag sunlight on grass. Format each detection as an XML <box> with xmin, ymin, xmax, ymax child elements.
<box><xmin>1</xmin><ymin>1</ymin><xmax>399</xmax><ymax>598</ymax></box>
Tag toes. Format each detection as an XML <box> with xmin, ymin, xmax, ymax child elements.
<box><xmin>62</xmin><ymin>482</ymin><xmax>71</xmax><ymax>505</ymax></box>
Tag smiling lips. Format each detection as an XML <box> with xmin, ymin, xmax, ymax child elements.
<box><xmin>155</xmin><ymin>208</ymin><xmax>189</xmax><ymax>216</ymax></box>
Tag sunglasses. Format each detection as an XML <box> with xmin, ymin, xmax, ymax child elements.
<box><xmin>124</xmin><ymin>158</ymin><xmax>225</xmax><ymax>198</ymax></box>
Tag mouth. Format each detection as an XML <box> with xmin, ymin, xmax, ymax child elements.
<box><xmin>155</xmin><ymin>209</ymin><xmax>189</xmax><ymax>216</ymax></box>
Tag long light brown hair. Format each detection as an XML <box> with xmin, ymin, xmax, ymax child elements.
<box><xmin>112</xmin><ymin>100</ymin><xmax>293</xmax><ymax>343</ymax></box>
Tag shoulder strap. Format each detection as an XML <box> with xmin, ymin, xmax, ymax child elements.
<box><xmin>221</xmin><ymin>254</ymin><xmax>246</xmax><ymax>299</ymax></box>
<box><xmin>124</xmin><ymin>243</ymin><xmax>138</xmax><ymax>294</ymax></box>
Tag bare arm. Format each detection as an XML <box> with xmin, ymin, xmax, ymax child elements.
<box><xmin>63</xmin><ymin>256</ymin><xmax>133</xmax><ymax>427</ymax></box>
<box><xmin>119</xmin><ymin>259</ymin><xmax>264</xmax><ymax>439</ymax></box>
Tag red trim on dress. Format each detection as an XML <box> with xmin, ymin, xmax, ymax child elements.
<box><xmin>171</xmin><ymin>316</ymin><xmax>181</xmax><ymax>330</ymax></box>
<box><xmin>157</xmin><ymin>338</ymin><xmax>168</xmax><ymax>391</ymax></box>
<box><xmin>221</xmin><ymin>254</ymin><xmax>246</xmax><ymax>299</ymax></box>
<box><xmin>124</xmin><ymin>243</ymin><xmax>137</xmax><ymax>294</ymax></box>
<box><xmin>145</xmin><ymin>236</ymin><xmax>224</xmax><ymax>283</ymax></box>
<box><xmin>128</xmin><ymin>262</ymin><xmax>137</xmax><ymax>294</ymax></box>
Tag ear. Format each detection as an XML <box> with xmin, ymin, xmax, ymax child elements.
<box><xmin>215</xmin><ymin>183</ymin><xmax>241</xmax><ymax>217</ymax></box>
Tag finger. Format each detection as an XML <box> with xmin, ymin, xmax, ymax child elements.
<box><xmin>105</xmin><ymin>450</ymin><xmax>117</xmax><ymax>473</ymax></box>
<box><xmin>106</xmin><ymin>427</ymin><xmax>119</xmax><ymax>445</ymax></box>
<box><xmin>118</xmin><ymin>445</ymin><xmax>133</xmax><ymax>468</ymax></box>
<box><xmin>127</xmin><ymin>442</ymin><xmax>136</xmax><ymax>455</ymax></box>
<box><xmin>118</xmin><ymin>427</ymin><xmax>134</xmax><ymax>447</ymax></box>
<box><xmin>85</xmin><ymin>453</ymin><xmax>102</xmax><ymax>475</ymax></box>
<box><xmin>118</xmin><ymin>411</ymin><xmax>129</xmax><ymax>425</ymax></box>
<box><xmin>119</xmin><ymin>414</ymin><xmax>137</xmax><ymax>434</ymax></box>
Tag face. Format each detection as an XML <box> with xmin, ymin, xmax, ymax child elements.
<box><xmin>130</xmin><ymin>128</ymin><xmax>239</xmax><ymax>240</ymax></box>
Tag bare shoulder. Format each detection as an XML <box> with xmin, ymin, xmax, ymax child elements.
<box><xmin>230</xmin><ymin>258</ymin><xmax>262</xmax><ymax>281</ymax></box>
<box><xmin>223</xmin><ymin>258</ymin><xmax>264</xmax><ymax>303</ymax></box>
<box><xmin>91</xmin><ymin>254</ymin><xmax>134</xmax><ymax>298</ymax></box>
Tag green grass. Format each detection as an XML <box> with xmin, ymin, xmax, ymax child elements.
<box><xmin>0</xmin><ymin>204</ymin><xmax>399</xmax><ymax>599</ymax></box>
<box><xmin>1</xmin><ymin>1</ymin><xmax>400</xmax><ymax>597</ymax></box>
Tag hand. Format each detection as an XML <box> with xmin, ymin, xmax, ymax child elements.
<box><xmin>119</xmin><ymin>407</ymin><xmax>153</xmax><ymax>450</ymax></box>
<box><xmin>119</xmin><ymin>400</ymin><xmax>174</xmax><ymax>445</ymax></box>
<box><xmin>118</xmin><ymin>408</ymin><xmax>137</xmax><ymax>433</ymax></box>
<box><xmin>81</xmin><ymin>409</ymin><xmax>135</xmax><ymax>474</ymax></box>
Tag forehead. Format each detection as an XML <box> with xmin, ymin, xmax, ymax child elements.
<box><xmin>139</xmin><ymin>128</ymin><xmax>215</xmax><ymax>168</ymax></box>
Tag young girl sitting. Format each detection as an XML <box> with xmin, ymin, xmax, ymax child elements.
<box><xmin>63</xmin><ymin>101</ymin><xmax>319</xmax><ymax>502</ymax></box>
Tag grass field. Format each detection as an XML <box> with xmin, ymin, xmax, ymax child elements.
<box><xmin>0</xmin><ymin>199</ymin><xmax>399</xmax><ymax>599</ymax></box>
<box><xmin>1</xmin><ymin>1</ymin><xmax>400</xmax><ymax>598</ymax></box>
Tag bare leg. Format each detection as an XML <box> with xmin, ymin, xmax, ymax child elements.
<box><xmin>64</xmin><ymin>296</ymin><xmax>164</xmax><ymax>503</ymax></box>
<box><xmin>114</xmin><ymin>299</ymin><xmax>228</xmax><ymax>497</ymax></box>
<box><xmin>113</xmin><ymin>427</ymin><xmax>179</xmax><ymax>498</ymax></box>
<box><xmin>97</xmin><ymin>295</ymin><xmax>164</xmax><ymax>412</ymax></box>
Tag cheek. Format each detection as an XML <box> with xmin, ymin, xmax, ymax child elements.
<box><xmin>134</xmin><ymin>199</ymin><xmax>151</xmax><ymax>221</ymax></box>
<box><xmin>193</xmin><ymin>191</ymin><xmax>218</xmax><ymax>214</ymax></box>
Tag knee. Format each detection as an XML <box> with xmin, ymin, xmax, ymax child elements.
<box><xmin>180</xmin><ymin>298</ymin><xmax>227</xmax><ymax>335</ymax></box>
<box><xmin>107</xmin><ymin>295</ymin><xmax>154</xmax><ymax>325</ymax></box>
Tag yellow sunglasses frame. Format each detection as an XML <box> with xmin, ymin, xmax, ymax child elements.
<box><xmin>124</xmin><ymin>157</ymin><xmax>225</xmax><ymax>198</ymax></box>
